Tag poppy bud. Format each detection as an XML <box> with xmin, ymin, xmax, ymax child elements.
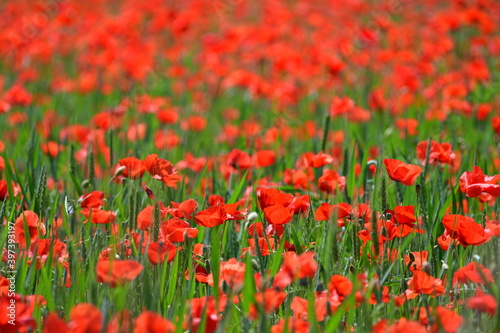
<box><xmin>247</xmin><ymin>212</ymin><xmax>258</xmax><ymax>223</ymax></box>
<box><xmin>251</xmin><ymin>259</ymin><xmax>260</xmax><ymax>271</ymax></box>
<box><xmin>114</xmin><ymin>165</ymin><xmax>126</xmax><ymax>178</ymax></box>
<box><xmin>422</xmin><ymin>262</ymin><xmax>432</xmax><ymax>275</ymax></box>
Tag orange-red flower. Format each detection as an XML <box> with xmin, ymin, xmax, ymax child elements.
<box><xmin>15</xmin><ymin>210</ymin><xmax>45</xmax><ymax>249</ymax></box>
<box><xmin>416</xmin><ymin>140</ymin><xmax>455</xmax><ymax>165</ymax></box>
<box><xmin>441</xmin><ymin>214</ymin><xmax>491</xmax><ymax>247</ymax></box>
<box><xmin>459</xmin><ymin>166</ymin><xmax>500</xmax><ymax>198</ymax></box>
<box><xmin>144</xmin><ymin>154</ymin><xmax>180</xmax><ymax>187</ymax></box>
<box><xmin>118</xmin><ymin>157</ymin><xmax>145</xmax><ymax>179</ymax></box>
<box><xmin>134</xmin><ymin>311</ymin><xmax>175</xmax><ymax>333</ymax></box>
<box><xmin>96</xmin><ymin>259</ymin><xmax>143</xmax><ymax>287</ymax></box>
<box><xmin>407</xmin><ymin>271</ymin><xmax>445</xmax><ymax>297</ymax></box>
<box><xmin>194</xmin><ymin>205</ymin><xmax>227</xmax><ymax>228</ymax></box>
<box><xmin>383</xmin><ymin>159</ymin><xmax>422</xmax><ymax>186</ymax></box>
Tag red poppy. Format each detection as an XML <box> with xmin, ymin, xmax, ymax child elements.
<box><xmin>386</xmin><ymin>318</ymin><xmax>426</xmax><ymax>333</ymax></box>
<box><xmin>328</xmin><ymin>275</ymin><xmax>353</xmax><ymax>308</ymax></box>
<box><xmin>168</xmin><ymin>199</ymin><xmax>198</xmax><ymax>219</ymax></box>
<box><xmin>134</xmin><ymin>311</ymin><xmax>175</xmax><ymax>333</ymax></box>
<box><xmin>249</xmin><ymin>288</ymin><xmax>287</xmax><ymax>319</ymax></box>
<box><xmin>459</xmin><ymin>166</ymin><xmax>500</xmax><ymax>198</ymax></box>
<box><xmin>258</xmin><ymin>188</ymin><xmax>294</xmax><ymax>225</ymax></box>
<box><xmin>137</xmin><ymin>203</ymin><xmax>167</xmax><ymax>230</ymax></box>
<box><xmin>453</xmin><ymin>262</ymin><xmax>494</xmax><ymax>286</ymax></box>
<box><xmin>118</xmin><ymin>157</ymin><xmax>145</xmax><ymax>179</ymax></box>
<box><xmin>15</xmin><ymin>210</ymin><xmax>45</xmax><ymax>249</ymax></box>
<box><xmin>226</xmin><ymin>149</ymin><xmax>252</xmax><ymax>170</ymax></box>
<box><xmin>383</xmin><ymin>159</ymin><xmax>422</xmax><ymax>186</ymax></box>
<box><xmin>466</xmin><ymin>290</ymin><xmax>497</xmax><ymax>316</ymax></box>
<box><xmin>96</xmin><ymin>259</ymin><xmax>143</xmax><ymax>287</ymax></box>
<box><xmin>160</xmin><ymin>218</ymin><xmax>198</xmax><ymax>242</ymax></box>
<box><xmin>43</xmin><ymin>312</ymin><xmax>68</xmax><ymax>333</ymax></box>
<box><xmin>41</xmin><ymin>141</ymin><xmax>64</xmax><ymax>158</ymax></box>
<box><xmin>315</xmin><ymin>202</ymin><xmax>352</xmax><ymax>222</ymax></box>
<box><xmin>404</xmin><ymin>251</ymin><xmax>429</xmax><ymax>272</ymax></box>
<box><xmin>81</xmin><ymin>208</ymin><xmax>117</xmax><ymax>224</ymax></box>
<box><xmin>147</xmin><ymin>242</ymin><xmax>178</xmax><ymax>265</ymax></box>
<box><xmin>318</xmin><ymin>169</ymin><xmax>346</xmax><ymax>194</ymax></box>
<box><xmin>389</xmin><ymin>205</ymin><xmax>417</xmax><ymax>224</ymax></box>
<box><xmin>79</xmin><ymin>191</ymin><xmax>105</xmax><ymax>208</ymax></box>
<box><xmin>407</xmin><ymin>271</ymin><xmax>445</xmax><ymax>297</ymax></box>
<box><xmin>186</xmin><ymin>296</ymin><xmax>224</xmax><ymax>333</ymax></box>
<box><xmin>416</xmin><ymin>140</ymin><xmax>455</xmax><ymax>165</ymax></box>
<box><xmin>67</xmin><ymin>303</ymin><xmax>102</xmax><ymax>333</ymax></box>
<box><xmin>0</xmin><ymin>294</ymin><xmax>37</xmax><ymax>333</ymax></box>
<box><xmin>271</xmin><ymin>317</ymin><xmax>309</xmax><ymax>333</ymax></box>
<box><xmin>254</xmin><ymin>150</ymin><xmax>276</xmax><ymax>168</ymax></box>
<box><xmin>442</xmin><ymin>214</ymin><xmax>491</xmax><ymax>247</ymax></box>
<box><xmin>291</xmin><ymin>293</ymin><xmax>328</xmax><ymax>322</ymax></box>
<box><xmin>143</xmin><ymin>154</ymin><xmax>181</xmax><ymax>187</ymax></box>
<box><xmin>194</xmin><ymin>205</ymin><xmax>227</xmax><ymax>228</ymax></box>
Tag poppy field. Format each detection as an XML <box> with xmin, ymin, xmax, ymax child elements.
<box><xmin>1</xmin><ymin>0</ymin><xmax>500</xmax><ymax>332</ymax></box>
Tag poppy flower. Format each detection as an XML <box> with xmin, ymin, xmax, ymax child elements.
<box><xmin>79</xmin><ymin>191</ymin><xmax>105</xmax><ymax>208</ymax></box>
<box><xmin>0</xmin><ymin>293</ymin><xmax>38</xmax><ymax>333</ymax></box>
<box><xmin>207</xmin><ymin>258</ymin><xmax>245</xmax><ymax>290</ymax></box>
<box><xmin>383</xmin><ymin>159</ymin><xmax>422</xmax><ymax>186</ymax></box>
<box><xmin>160</xmin><ymin>218</ymin><xmax>198</xmax><ymax>242</ymax></box>
<box><xmin>186</xmin><ymin>296</ymin><xmax>224</xmax><ymax>333</ymax></box>
<box><xmin>442</xmin><ymin>214</ymin><xmax>491</xmax><ymax>247</ymax></box>
<box><xmin>318</xmin><ymin>169</ymin><xmax>346</xmax><ymax>194</ymax></box>
<box><xmin>134</xmin><ymin>311</ymin><xmax>175</xmax><ymax>333</ymax></box>
<box><xmin>416</xmin><ymin>140</ymin><xmax>455</xmax><ymax>165</ymax></box>
<box><xmin>0</xmin><ymin>180</ymin><xmax>20</xmax><ymax>201</ymax></box>
<box><xmin>248</xmin><ymin>288</ymin><xmax>287</xmax><ymax>319</ymax></box>
<box><xmin>386</xmin><ymin>205</ymin><xmax>417</xmax><ymax>225</ymax></box>
<box><xmin>328</xmin><ymin>275</ymin><xmax>353</xmax><ymax>308</ymax></box>
<box><xmin>385</xmin><ymin>318</ymin><xmax>426</xmax><ymax>333</ymax></box>
<box><xmin>254</xmin><ymin>150</ymin><xmax>276</xmax><ymax>168</ymax></box>
<box><xmin>96</xmin><ymin>259</ymin><xmax>143</xmax><ymax>287</ymax></box>
<box><xmin>81</xmin><ymin>208</ymin><xmax>116</xmax><ymax>224</ymax></box>
<box><xmin>299</xmin><ymin>151</ymin><xmax>334</xmax><ymax>168</ymax></box>
<box><xmin>263</xmin><ymin>204</ymin><xmax>294</xmax><ymax>225</ymax></box>
<box><xmin>144</xmin><ymin>154</ymin><xmax>181</xmax><ymax>187</ymax></box>
<box><xmin>43</xmin><ymin>312</ymin><xmax>68</xmax><ymax>333</ymax></box>
<box><xmin>67</xmin><ymin>303</ymin><xmax>102</xmax><ymax>333</ymax></box>
<box><xmin>41</xmin><ymin>141</ymin><xmax>64</xmax><ymax>158</ymax></box>
<box><xmin>459</xmin><ymin>166</ymin><xmax>500</xmax><ymax>198</ymax></box>
<box><xmin>284</xmin><ymin>169</ymin><xmax>310</xmax><ymax>190</ymax></box>
<box><xmin>271</xmin><ymin>317</ymin><xmax>309</xmax><ymax>333</ymax></box>
<box><xmin>407</xmin><ymin>271</ymin><xmax>445</xmax><ymax>297</ymax></box>
<box><xmin>418</xmin><ymin>306</ymin><xmax>463</xmax><ymax>333</ymax></box>
<box><xmin>226</xmin><ymin>149</ymin><xmax>252</xmax><ymax>170</ymax></box>
<box><xmin>404</xmin><ymin>251</ymin><xmax>429</xmax><ymax>272</ymax></box>
<box><xmin>118</xmin><ymin>157</ymin><xmax>146</xmax><ymax>179</ymax></box>
<box><xmin>15</xmin><ymin>210</ymin><xmax>45</xmax><ymax>249</ymax></box>
<box><xmin>194</xmin><ymin>205</ymin><xmax>227</xmax><ymax>228</ymax></box>
<box><xmin>291</xmin><ymin>293</ymin><xmax>328</xmax><ymax>322</ymax></box>
<box><xmin>168</xmin><ymin>199</ymin><xmax>198</xmax><ymax>219</ymax></box>
<box><xmin>315</xmin><ymin>202</ymin><xmax>352</xmax><ymax>222</ymax></box>
<box><xmin>147</xmin><ymin>242</ymin><xmax>178</xmax><ymax>265</ymax></box>
<box><xmin>453</xmin><ymin>262</ymin><xmax>494</xmax><ymax>286</ymax></box>
<box><xmin>137</xmin><ymin>203</ymin><xmax>167</xmax><ymax>230</ymax></box>
<box><xmin>258</xmin><ymin>188</ymin><xmax>294</xmax><ymax>225</ymax></box>
<box><xmin>466</xmin><ymin>290</ymin><xmax>497</xmax><ymax>316</ymax></box>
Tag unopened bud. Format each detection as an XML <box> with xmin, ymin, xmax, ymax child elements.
<box><xmin>422</xmin><ymin>262</ymin><xmax>432</xmax><ymax>275</ymax></box>
<box><xmin>247</xmin><ymin>212</ymin><xmax>258</xmax><ymax>223</ymax></box>
<box><xmin>114</xmin><ymin>165</ymin><xmax>126</xmax><ymax>177</ymax></box>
